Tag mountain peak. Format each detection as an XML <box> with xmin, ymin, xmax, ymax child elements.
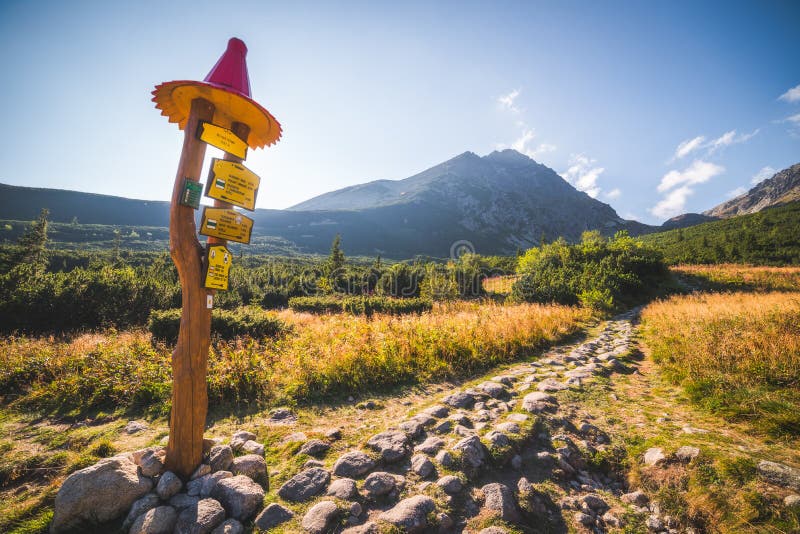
<box><xmin>705</xmin><ymin>163</ymin><xmax>800</xmax><ymax>218</ymax></box>
<box><xmin>484</xmin><ymin>149</ymin><xmax>535</xmax><ymax>164</ymax></box>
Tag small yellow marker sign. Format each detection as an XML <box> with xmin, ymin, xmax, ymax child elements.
<box><xmin>199</xmin><ymin>207</ymin><xmax>254</xmax><ymax>244</ymax></box>
<box><xmin>204</xmin><ymin>244</ymin><xmax>232</xmax><ymax>290</ymax></box>
<box><xmin>197</xmin><ymin>121</ymin><xmax>248</xmax><ymax>159</ymax></box>
<box><xmin>205</xmin><ymin>158</ymin><xmax>260</xmax><ymax>211</ymax></box>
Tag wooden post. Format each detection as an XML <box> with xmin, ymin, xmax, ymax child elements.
<box><xmin>166</xmin><ymin>97</ymin><xmax>216</xmax><ymax>478</ymax></box>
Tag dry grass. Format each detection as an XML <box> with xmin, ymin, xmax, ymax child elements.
<box><xmin>641</xmin><ymin>291</ymin><xmax>800</xmax><ymax>438</ymax></box>
<box><xmin>0</xmin><ymin>301</ymin><xmax>590</xmax><ymax>416</ymax></box>
<box><xmin>482</xmin><ymin>275</ymin><xmax>518</xmax><ymax>295</ymax></box>
<box><xmin>672</xmin><ymin>263</ymin><xmax>800</xmax><ymax>292</ymax></box>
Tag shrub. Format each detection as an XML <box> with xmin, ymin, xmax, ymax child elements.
<box><xmin>288</xmin><ymin>295</ymin><xmax>432</xmax><ymax>315</ymax></box>
<box><xmin>511</xmin><ymin>231</ymin><xmax>670</xmax><ymax>311</ymax></box>
<box><xmin>148</xmin><ymin>306</ymin><xmax>287</xmax><ymax>344</ymax></box>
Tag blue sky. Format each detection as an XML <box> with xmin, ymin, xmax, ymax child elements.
<box><xmin>0</xmin><ymin>0</ymin><xmax>798</xmax><ymax>224</ymax></box>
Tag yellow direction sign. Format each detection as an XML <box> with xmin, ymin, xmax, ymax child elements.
<box><xmin>197</xmin><ymin>121</ymin><xmax>248</xmax><ymax>159</ymax></box>
<box><xmin>204</xmin><ymin>244</ymin><xmax>232</xmax><ymax>290</ymax></box>
<box><xmin>205</xmin><ymin>158</ymin><xmax>260</xmax><ymax>211</ymax></box>
<box><xmin>199</xmin><ymin>207</ymin><xmax>253</xmax><ymax>244</ymax></box>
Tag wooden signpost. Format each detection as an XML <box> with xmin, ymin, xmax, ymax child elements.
<box><xmin>152</xmin><ymin>38</ymin><xmax>281</xmax><ymax>478</ymax></box>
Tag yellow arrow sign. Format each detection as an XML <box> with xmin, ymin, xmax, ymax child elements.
<box><xmin>199</xmin><ymin>207</ymin><xmax>253</xmax><ymax>244</ymax></box>
<box><xmin>197</xmin><ymin>121</ymin><xmax>248</xmax><ymax>159</ymax></box>
<box><xmin>204</xmin><ymin>244</ymin><xmax>232</xmax><ymax>290</ymax></box>
<box><xmin>205</xmin><ymin>158</ymin><xmax>260</xmax><ymax>211</ymax></box>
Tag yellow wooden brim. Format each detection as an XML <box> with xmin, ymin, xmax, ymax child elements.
<box><xmin>152</xmin><ymin>81</ymin><xmax>282</xmax><ymax>149</ymax></box>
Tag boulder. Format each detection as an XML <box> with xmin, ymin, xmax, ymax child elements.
<box><xmin>453</xmin><ymin>435</ymin><xmax>487</xmax><ymax>469</ymax></box>
<box><xmin>230</xmin><ymin>454</ymin><xmax>268</xmax><ymax>488</ymax></box>
<box><xmin>422</xmin><ymin>405</ymin><xmax>449</xmax><ymax>418</ymax></box>
<box><xmin>675</xmin><ymin>446</ymin><xmax>700</xmax><ymax>463</ymax></box>
<box><xmin>174</xmin><ymin>498</ymin><xmax>225</xmax><ymax>534</ymax></box>
<box><xmin>302</xmin><ymin>500</ymin><xmax>341</xmax><ymax>534</ymax></box>
<box><xmin>414</xmin><ymin>436</ymin><xmax>445</xmax><ymax>455</ymax></box>
<box><xmin>129</xmin><ymin>506</ymin><xmax>177</xmax><ymax>534</ymax></box>
<box><xmin>378</xmin><ymin>495</ymin><xmax>436</xmax><ymax>532</ymax></box>
<box><xmin>410</xmin><ymin>454</ymin><xmax>434</xmax><ymax>478</ymax></box>
<box><xmin>135</xmin><ymin>447</ymin><xmax>167</xmax><ymax>477</ymax></box>
<box><xmin>582</xmin><ymin>493</ymin><xmax>609</xmax><ymax>511</ymax></box>
<box><xmin>277</xmin><ymin>467</ymin><xmax>331</xmax><ymax>502</ymax></box>
<box><xmin>757</xmin><ymin>461</ymin><xmax>800</xmax><ymax>490</ymax></box>
<box><xmin>51</xmin><ymin>456</ymin><xmax>153</xmax><ymax>533</ymax></box>
<box><xmin>621</xmin><ymin>490</ymin><xmax>649</xmax><ymax>506</ymax></box>
<box><xmin>122</xmin><ymin>493</ymin><xmax>160</xmax><ymax>531</ymax></box>
<box><xmin>299</xmin><ymin>439</ymin><xmax>331</xmax><ymax>457</ymax></box>
<box><xmin>436</xmin><ymin>475</ymin><xmax>463</xmax><ymax>494</ymax></box>
<box><xmin>254</xmin><ymin>503</ymin><xmax>294</xmax><ymax>530</ymax></box>
<box><xmin>366</xmin><ymin>431</ymin><xmax>409</xmax><ymax>463</ymax></box>
<box><xmin>210</xmin><ymin>519</ymin><xmax>243</xmax><ymax>534</ymax></box>
<box><xmin>364</xmin><ymin>471</ymin><xmax>397</xmax><ymax>497</ymax></box>
<box><xmin>240</xmin><ymin>440</ymin><xmax>265</xmax><ymax>456</ymax></box>
<box><xmin>327</xmin><ymin>477</ymin><xmax>359</xmax><ymax>500</ymax></box>
<box><xmin>229</xmin><ymin>430</ymin><xmax>256</xmax><ymax>451</ymax></box>
<box><xmin>125</xmin><ymin>421</ymin><xmax>149</xmax><ymax>434</ymax></box>
<box><xmin>442</xmin><ymin>391</ymin><xmax>474</xmax><ymax>408</ymax></box>
<box><xmin>643</xmin><ymin>447</ymin><xmax>667</xmax><ymax>466</ymax></box>
<box><xmin>481</xmin><ymin>483</ymin><xmax>521</xmax><ymax>523</ymax></box>
<box><xmin>208</xmin><ymin>445</ymin><xmax>234</xmax><ymax>472</ymax></box>
<box><xmin>169</xmin><ymin>494</ymin><xmax>200</xmax><ymax>511</ymax></box>
<box><xmin>199</xmin><ymin>471</ymin><xmax>232</xmax><ymax>498</ymax></box>
<box><xmin>537</xmin><ymin>379</ymin><xmax>568</xmax><ymax>392</ymax></box>
<box><xmin>478</xmin><ymin>381</ymin><xmax>507</xmax><ymax>399</ymax></box>
<box><xmin>435</xmin><ymin>450</ymin><xmax>454</xmax><ymax>468</ymax></box>
<box><xmin>522</xmin><ymin>391</ymin><xmax>557</xmax><ymax>413</ymax></box>
<box><xmin>210</xmin><ymin>475</ymin><xmax>265</xmax><ymax>521</ymax></box>
<box><xmin>156</xmin><ymin>471</ymin><xmax>182</xmax><ymax>500</ymax></box>
<box><xmin>190</xmin><ymin>464</ymin><xmax>211</xmax><ymax>480</ymax></box>
<box><xmin>333</xmin><ymin>451</ymin><xmax>376</xmax><ymax>478</ymax></box>
<box><xmin>398</xmin><ymin>419</ymin><xmax>425</xmax><ymax>438</ymax></box>
<box><xmin>342</xmin><ymin>522</ymin><xmax>380</xmax><ymax>533</ymax></box>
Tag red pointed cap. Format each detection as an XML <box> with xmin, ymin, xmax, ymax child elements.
<box><xmin>152</xmin><ymin>37</ymin><xmax>281</xmax><ymax>148</ymax></box>
<box><xmin>203</xmin><ymin>38</ymin><xmax>252</xmax><ymax>98</ymax></box>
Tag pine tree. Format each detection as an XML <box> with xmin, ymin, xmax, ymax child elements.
<box><xmin>14</xmin><ymin>208</ymin><xmax>49</xmax><ymax>269</ymax></box>
<box><xmin>328</xmin><ymin>234</ymin><xmax>345</xmax><ymax>273</ymax></box>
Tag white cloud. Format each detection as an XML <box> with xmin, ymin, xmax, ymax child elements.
<box><xmin>707</xmin><ymin>129</ymin><xmax>759</xmax><ymax>154</ymax></box>
<box><xmin>672</xmin><ymin>136</ymin><xmax>706</xmax><ymax>160</ymax></box>
<box><xmin>563</xmin><ymin>154</ymin><xmax>605</xmax><ymax>198</ymax></box>
<box><xmin>508</xmin><ymin>129</ymin><xmax>557</xmax><ymax>160</ymax></box>
<box><xmin>751</xmin><ymin>166</ymin><xmax>776</xmax><ymax>185</ymax></box>
<box><xmin>498</xmin><ymin>89</ymin><xmax>521</xmax><ymax>113</ymax></box>
<box><xmin>786</xmin><ymin>113</ymin><xmax>800</xmax><ymax>124</ymax></box>
<box><xmin>657</xmin><ymin>160</ymin><xmax>725</xmax><ymax>193</ymax></box>
<box><xmin>726</xmin><ymin>186</ymin><xmax>747</xmax><ymax>199</ymax></box>
<box><xmin>651</xmin><ymin>160</ymin><xmax>725</xmax><ymax>220</ymax></box>
<box><xmin>650</xmin><ymin>185</ymin><xmax>694</xmax><ymax>219</ymax></box>
<box><xmin>779</xmin><ymin>84</ymin><xmax>800</xmax><ymax>103</ymax></box>
<box><xmin>605</xmin><ymin>188</ymin><xmax>621</xmax><ymax>199</ymax></box>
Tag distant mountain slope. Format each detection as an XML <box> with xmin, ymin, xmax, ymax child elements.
<box><xmin>705</xmin><ymin>163</ymin><xmax>800</xmax><ymax>218</ymax></box>
<box><xmin>641</xmin><ymin>201</ymin><xmax>800</xmax><ymax>265</ymax></box>
<box><xmin>0</xmin><ymin>150</ymin><xmax>654</xmax><ymax>257</ymax></box>
<box><xmin>660</xmin><ymin>212</ymin><xmax>719</xmax><ymax>230</ymax></box>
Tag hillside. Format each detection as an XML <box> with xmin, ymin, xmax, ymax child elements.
<box><xmin>0</xmin><ymin>150</ymin><xmax>653</xmax><ymax>258</ymax></box>
<box><xmin>705</xmin><ymin>163</ymin><xmax>800</xmax><ymax>218</ymax></box>
<box><xmin>640</xmin><ymin>201</ymin><xmax>800</xmax><ymax>265</ymax></box>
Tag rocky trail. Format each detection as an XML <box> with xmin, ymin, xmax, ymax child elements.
<box><xmin>46</xmin><ymin>310</ymin><xmax>800</xmax><ymax>533</ymax></box>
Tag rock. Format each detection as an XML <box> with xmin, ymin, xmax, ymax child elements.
<box><xmin>364</xmin><ymin>471</ymin><xmax>397</xmax><ymax>496</ymax></box>
<box><xmin>278</xmin><ymin>467</ymin><xmax>331</xmax><ymax>502</ymax></box>
<box><xmin>582</xmin><ymin>493</ymin><xmax>608</xmax><ymax>511</ymax></box>
<box><xmin>229</xmin><ymin>430</ymin><xmax>257</xmax><ymax>451</ymax></box>
<box><xmin>757</xmin><ymin>461</ymin><xmax>800</xmax><ymax>490</ymax></box>
<box><xmin>210</xmin><ymin>475</ymin><xmax>265</xmax><ymax>521</ymax></box>
<box><xmin>169</xmin><ymin>494</ymin><xmax>200</xmax><ymax>511</ymax></box>
<box><xmin>621</xmin><ymin>490</ymin><xmax>649</xmax><ymax>506</ymax></box>
<box><xmin>675</xmin><ymin>446</ymin><xmax>700</xmax><ymax>463</ymax></box>
<box><xmin>156</xmin><ymin>471</ymin><xmax>182</xmax><ymax>500</ymax></box>
<box><xmin>399</xmin><ymin>419</ymin><xmax>425</xmax><ymax>437</ymax></box>
<box><xmin>267</xmin><ymin>407</ymin><xmax>297</xmax><ymax>424</ymax></box>
<box><xmin>432</xmin><ymin>420</ymin><xmax>453</xmax><ymax>434</ymax></box>
<box><xmin>784</xmin><ymin>494</ymin><xmax>800</xmax><ymax>507</ymax></box>
<box><xmin>254</xmin><ymin>503</ymin><xmax>294</xmax><ymax>530</ymax></box>
<box><xmin>333</xmin><ymin>451</ymin><xmax>376</xmax><ymax>478</ymax></box>
<box><xmin>574</xmin><ymin>511</ymin><xmax>594</xmax><ymax>526</ymax></box>
<box><xmin>282</xmin><ymin>431</ymin><xmax>308</xmax><ymax>444</ymax></box>
<box><xmin>496</xmin><ymin>422</ymin><xmax>521</xmax><ymax>434</ymax></box>
<box><xmin>537</xmin><ymin>378</ymin><xmax>568</xmax><ymax>392</ymax></box>
<box><xmin>481</xmin><ymin>482</ymin><xmax>521</xmax><ymax>522</ymax></box>
<box><xmin>442</xmin><ymin>391</ymin><xmax>474</xmax><ymax>408</ymax></box>
<box><xmin>240</xmin><ymin>440</ymin><xmax>265</xmax><ymax>456</ymax></box>
<box><xmin>230</xmin><ymin>454</ymin><xmax>268</xmax><ymax>488</ymax></box>
<box><xmin>366</xmin><ymin>431</ymin><xmax>409</xmax><ymax>463</ymax></box>
<box><xmin>327</xmin><ymin>477</ymin><xmax>359</xmax><ymax>500</ymax></box>
<box><xmin>643</xmin><ymin>447</ymin><xmax>667</xmax><ymax>466</ymax></box>
<box><xmin>415</xmin><ymin>436</ymin><xmax>445</xmax><ymax>455</ymax></box>
<box><xmin>190</xmin><ymin>464</ymin><xmax>211</xmax><ymax>480</ymax></box>
<box><xmin>449</xmin><ymin>413</ymin><xmax>472</xmax><ymax>427</ymax></box>
<box><xmin>410</xmin><ymin>454</ymin><xmax>435</xmax><ymax>478</ymax></box>
<box><xmin>485</xmin><ymin>430</ymin><xmax>510</xmax><ymax>449</ymax></box>
<box><xmin>454</xmin><ymin>424</ymin><xmax>475</xmax><ymax>437</ymax></box>
<box><xmin>436</xmin><ymin>475</ymin><xmax>463</xmax><ymax>494</ymax></box>
<box><xmin>646</xmin><ymin>515</ymin><xmax>664</xmax><ymax>530</ymax></box>
<box><xmin>511</xmin><ymin>454</ymin><xmax>523</xmax><ymax>470</ymax></box>
<box><xmin>125</xmin><ymin>421</ymin><xmax>149</xmax><ymax>434</ymax></box>
<box><xmin>302</xmin><ymin>500</ymin><xmax>340</xmax><ymax>534</ymax></box>
<box><xmin>122</xmin><ymin>493</ymin><xmax>160</xmax><ymax>531</ymax></box>
<box><xmin>437</xmin><ymin>512</ymin><xmax>454</xmax><ymax>530</ymax></box>
<box><xmin>203</xmin><ymin>438</ymin><xmax>221</xmax><ymax>455</ymax></box>
<box><xmin>423</xmin><ymin>405</ymin><xmax>449</xmax><ymax>418</ymax></box>
<box><xmin>378</xmin><ymin>495</ymin><xmax>436</xmax><ymax>532</ymax></box>
<box><xmin>507</xmin><ymin>413</ymin><xmax>529</xmax><ymax>423</ymax></box>
<box><xmin>342</xmin><ymin>522</ymin><xmax>380</xmax><ymax>534</ymax></box>
<box><xmin>129</xmin><ymin>506</ymin><xmax>178</xmax><ymax>534</ymax></box>
<box><xmin>51</xmin><ymin>456</ymin><xmax>153</xmax><ymax>533</ymax></box>
<box><xmin>522</xmin><ymin>391</ymin><xmax>557</xmax><ymax>413</ymax></box>
<box><xmin>208</xmin><ymin>445</ymin><xmax>234</xmax><ymax>472</ymax></box>
<box><xmin>602</xmin><ymin>511</ymin><xmax>621</xmax><ymax>527</ymax></box>
<box><xmin>479</xmin><ymin>528</ymin><xmax>508</xmax><ymax>534</ymax></box>
<box><xmin>300</xmin><ymin>439</ymin><xmax>331</xmax><ymax>457</ymax></box>
<box><xmin>453</xmin><ymin>435</ymin><xmax>487</xmax><ymax>469</ymax></box>
<box><xmin>478</xmin><ymin>381</ymin><xmax>507</xmax><ymax>398</ymax></box>
<box><xmin>435</xmin><ymin>449</ymin><xmax>454</xmax><ymax>467</ymax></box>
<box><xmin>174</xmin><ymin>498</ymin><xmax>225</xmax><ymax>534</ymax></box>
<box><xmin>198</xmin><ymin>471</ymin><xmax>232</xmax><ymax>498</ymax></box>
<box><xmin>325</xmin><ymin>428</ymin><xmax>342</xmax><ymax>440</ymax></box>
<box><xmin>210</xmin><ymin>519</ymin><xmax>243</xmax><ymax>534</ymax></box>
<box><xmin>137</xmin><ymin>447</ymin><xmax>167</xmax><ymax>477</ymax></box>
